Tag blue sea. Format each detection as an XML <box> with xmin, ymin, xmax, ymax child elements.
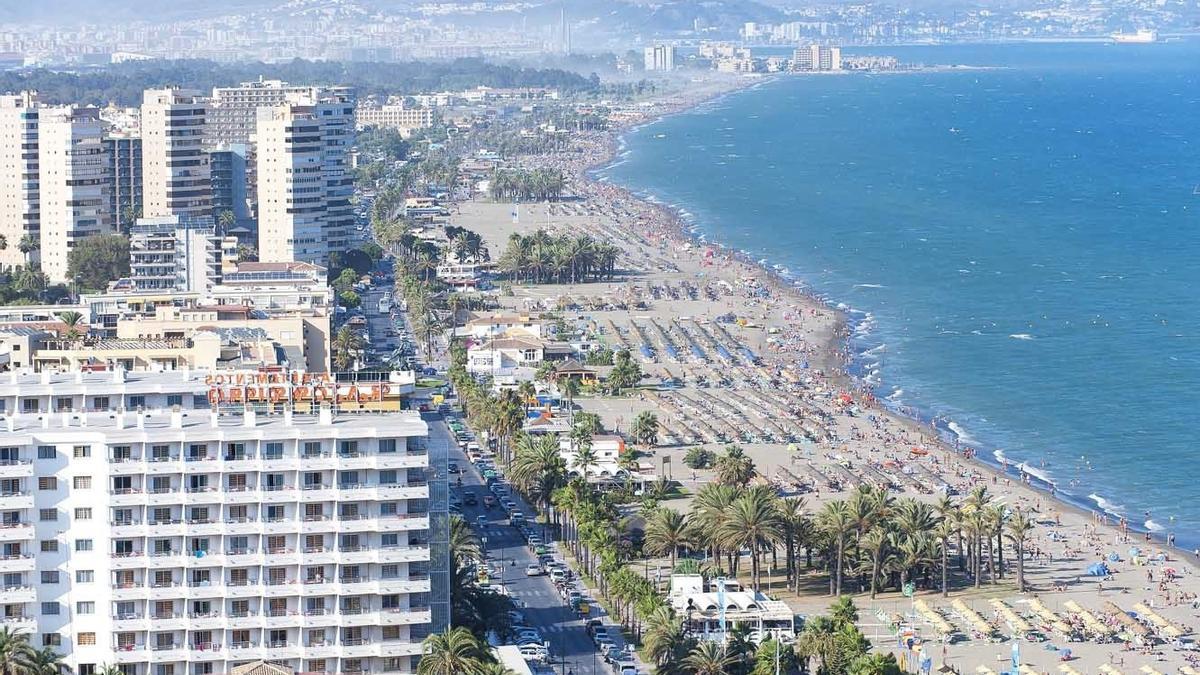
<box><xmin>599</xmin><ymin>41</ymin><xmax>1200</xmax><ymax>543</ymax></box>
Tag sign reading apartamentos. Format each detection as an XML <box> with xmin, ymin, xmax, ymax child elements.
<box><xmin>205</xmin><ymin>371</ymin><xmax>402</xmax><ymax>411</ymax></box>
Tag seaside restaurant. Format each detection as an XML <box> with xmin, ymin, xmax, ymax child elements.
<box><xmin>668</xmin><ymin>574</ymin><xmax>798</xmax><ymax>644</ymax></box>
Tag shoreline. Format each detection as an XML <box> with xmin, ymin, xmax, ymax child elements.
<box><xmin>578</xmin><ymin>73</ymin><xmax>1194</xmax><ymax>554</ymax></box>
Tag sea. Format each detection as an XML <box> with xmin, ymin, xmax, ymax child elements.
<box><xmin>598</xmin><ymin>41</ymin><xmax>1200</xmax><ymax>545</ymax></box>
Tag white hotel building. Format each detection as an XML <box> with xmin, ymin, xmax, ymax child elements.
<box><xmin>0</xmin><ymin>370</ymin><xmax>448</xmax><ymax>675</ymax></box>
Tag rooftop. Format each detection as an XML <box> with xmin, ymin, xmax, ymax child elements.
<box><xmin>0</xmin><ymin>407</ymin><xmax>427</xmax><ymax>436</ymax></box>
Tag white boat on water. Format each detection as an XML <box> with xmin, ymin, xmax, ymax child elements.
<box><xmin>1111</xmin><ymin>29</ymin><xmax>1158</xmax><ymax>43</ymax></box>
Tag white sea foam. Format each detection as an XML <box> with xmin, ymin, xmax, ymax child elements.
<box><xmin>993</xmin><ymin>448</ymin><xmax>1008</xmax><ymax>463</ymax></box>
<box><xmin>886</xmin><ymin>389</ymin><xmax>904</xmax><ymax>401</ymax></box>
<box><xmin>862</xmin><ymin>344</ymin><xmax>887</xmax><ymax>356</ymax></box>
<box><xmin>1017</xmin><ymin>462</ymin><xmax>1055</xmax><ymax>486</ymax></box>
<box><xmin>1009</xmin><ymin>333</ymin><xmax>1035</xmax><ymax>340</ymax></box>
<box><xmin>1145</xmin><ymin>519</ymin><xmax>1165</xmax><ymax>532</ymax></box>
<box><xmin>946</xmin><ymin>421</ymin><xmax>976</xmax><ymax>445</ymax></box>
<box><xmin>1088</xmin><ymin>493</ymin><xmax>1125</xmax><ymax>514</ymax></box>
<box><xmin>854</xmin><ymin>283</ymin><xmax>886</xmax><ymax>289</ymax></box>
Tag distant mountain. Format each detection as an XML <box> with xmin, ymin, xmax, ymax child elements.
<box><xmin>0</xmin><ymin>0</ymin><xmax>278</xmax><ymax>23</ymax></box>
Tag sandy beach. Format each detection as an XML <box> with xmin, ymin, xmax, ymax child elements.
<box><xmin>447</xmin><ymin>73</ymin><xmax>1200</xmax><ymax>674</ymax></box>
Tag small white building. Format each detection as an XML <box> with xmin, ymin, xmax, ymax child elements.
<box><xmin>465</xmin><ymin>336</ymin><xmax>546</xmax><ymax>377</ymax></box>
<box><xmin>459</xmin><ymin>313</ymin><xmax>545</xmax><ymax>340</ymax></box>
<box><xmin>668</xmin><ymin>575</ymin><xmax>798</xmax><ymax>645</ymax></box>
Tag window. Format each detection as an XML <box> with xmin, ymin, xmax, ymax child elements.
<box><xmin>75</xmin><ymin>570</ymin><xmax>94</xmax><ymax>583</ymax></box>
<box><xmin>72</xmin><ymin>446</ymin><xmax>90</xmax><ymax>458</ymax></box>
<box><xmin>264</xmin><ymin>442</ymin><xmax>283</xmax><ymax>459</ymax></box>
<box><xmin>42</xmin><ymin>634</ymin><xmax>61</xmax><ymax>647</ymax></box>
<box><xmin>37</xmin><ymin>477</ymin><xmax>56</xmax><ymax>490</ymax></box>
<box><xmin>379</xmin><ymin>470</ymin><xmax>397</xmax><ymax>485</ymax></box>
<box><xmin>166</xmin><ymin>395</ymin><xmax>183</xmax><ymax>408</ymax></box>
<box><xmin>74</xmin><ymin>508</ymin><xmax>92</xmax><ymax>520</ymax></box>
<box><xmin>40</xmin><ymin>602</ymin><xmax>60</xmax><ymax>615</ymax></box>
<box><xmin>38</xmin><ymin>509</ymin><xmax>56</xmax><ymax>522</ymax></box>
<box><xmin>40</xmin><ymin>571</ymin><xmax>59</xmax><ymax>584</ymax></box>
<box><xmin>40</xmin><ymin>540</ymin><xmax>57</xmax><ymax>553</ymax></box>
<box><xmin>127</xmin><ymin>395</ymin><xmax>145</xmax><ymax>409</ymax></box>
<box><xmin>77</xmin><ymin>633</ymin><xmax>96</xmax><ymax>646</ymax></box>
<box><xmin>78</xmin><ymin>666</ymin><xmax>95</xmax><ymax>675</ymax></box>
<box><xmin>73</xmin><ymin>476</ymin><xmax>92</xmax><ymax>489</ymax></box>
<box><xmin>379</xmin><ymin>438</ymin><xmax>396</xmax><ymax>454</ymax></box>
<box><xmin>91</xmin><ymin>396</ymin><xmax>109</xmax><ymax>411</ymax></box>
<box><xmin>381</xmin><ymin>564</ymin><xmax>398</xmax><ymax>579</ymax></box>
<box><xmin>303</xmin><ymin>442</ymin><xmax>322</xmax><ymax>458</ymax></box>
<box><xmin>381</xmin><ymin>533</ymin><xmax>398</xmax><ymax>548</ymax></box>
<box><xmin>192</xmin><ymin>395</ymin><xmax>208</xmax><ymax>408</ymax></box>
<box><xmin>76</xmin><ymin>601</ymin><xmax>94</xmax><ymax>615</ymax></box>
<box><xmin>54</xmin><ymin>397</ymin><xmax>72</xmax><ymax>412</ymax></box>
<box><xmin>37</xmin><ymin>446</ymin><xmax>55</xmax><ymax>459</ymax></box>
<box><xmin>75</xmin><ymin>539</ymin><xmax>93</xmax><ymax>552</ymax></box>
<box><xmin>22</xmin><ymin>399</ymin><xmax>37</xmax><ymax>413</ymax></box>
<box><xmin>380</xmin><ymin>502</ymin><xmax>397</xmax><ymax>516</ymax></box>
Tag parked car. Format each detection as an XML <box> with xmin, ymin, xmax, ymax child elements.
<box><xmin>524</xmin><ymin>564</ymin><xmax>544</xmax><ymax>577</ymax></box>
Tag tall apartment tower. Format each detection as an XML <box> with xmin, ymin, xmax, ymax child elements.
<box><xmin>207</xmin><ymin>79</ymin><xmax>324</xmax><ymax>147</ymax></box>
<box><xmin>105</xmin><ymin>134</ymin><xmax>143</xmax><ymax>233</ymax></box>
<box><xmin>0</xmin><ymin>91</ymin><xmax>40</xmax><ymax>269</ymax></box>
<box><xmin>38</xmin><ymin>105</ymin><xmax>112</xmax><ymax>283</ymax></box>
<box><xmin>140</xmin><ymin>88</ymin><xmax>211</xmax><ymax>219</ymax></box>
<box><xmin>255</xmin><ymin>90</ymin><xmax>355</xmax><ymax>266</ymax></box>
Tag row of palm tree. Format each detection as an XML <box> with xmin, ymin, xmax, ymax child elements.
<box><xmin>488</xmin><ymin>168</ymin><xmax>566</xmax><ymax>202</ymax></box>
<box><xmin>496</xmin><ymin>230</ymin><xmax>620</xmax><ymax>285</ymax></box>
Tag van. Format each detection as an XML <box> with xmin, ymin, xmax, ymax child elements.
<box><xmin>509</xmin><ymin>512</ymin><xmax>525</xmax><ymax>525</ymax></box>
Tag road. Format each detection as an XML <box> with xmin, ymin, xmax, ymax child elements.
<box><xmin>435</xmin><ymin>417</ymin><xmax>622</xmax><ymax>675</ymax></box>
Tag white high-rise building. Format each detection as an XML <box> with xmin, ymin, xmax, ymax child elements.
<box><xmin>0</xmin><ymin>91</ymin><xmax>40</xmax><ymax>269</ymax></box>
<box><xmin>141</xmin><ymin>89</ymin><xmax>211</xmax><ymax>220</ymax></box>
<box><xmin>643</xmin><ymin>44</ymin><xmax>675</xmax><ymax>72</ymax></box>
<box><xmin>0</xmin><ymin>369</ymin><xmax>447</xmax><ymax>675</ymax></box>
<box><xmin>127</xmin><ymin>215</ymin><xmax>226</xmax><ymax>293</ymax></box>
<box><xmin>207</xmin><ymin>80</ymin><xmax>327</xmax><ymax>147</ymax></box>
<box><xmin>255</xmin><ymin>90</ymin><xmax>355</xmax><ymax>266</ymax></box>
<box><xmin>37</xmin><ymin>105</ymin><xmax>112</xmax><ymax>283</ymax></box>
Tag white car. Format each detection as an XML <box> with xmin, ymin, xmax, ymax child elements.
<box><xmin>525</xmin><ymin>564</ymin><xmax>544</xmax><ymax>577</ymax></box>
<box><xmin>518</xmin><ymin>644</ymin><xmax>548</xmax><ymax>661</ymax></box>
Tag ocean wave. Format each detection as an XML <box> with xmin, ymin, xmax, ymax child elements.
<box><xmin>862</xmin><ymin>344</ymin><xmax>887</xmax><ymax>356</ymax></box>
<box><xmin>1009</xmin><ymin>333</ymin><xmax>1035</xmax><ymax>340</ymax></box>
<box><xmin>853</xmin><ymin>283</ymin><xmax>886</xmax><ymax>289</ymax></box>
<box><xmin>886</xmin><ymin>389</ymin><xmax>904</xmax><ymax>401</ymax></box>
<box><xmin>994</xmin><ymin>448</ymin><xmax>1008</xmax><ymax>463</ymax></box>
<box><xmin>1088</xmin><ymin>493</ymin><xmax>1125</xmax><ymax>514</ymax></box>
<box><xmin>947</xmin><ymin>421</ymin><xmax>976</xmax><ymax>445</ymax></box>
<box><xmin>1145</xmin><ymin>519</ymin><xmax>1165</xmax><ymax>532</ymax></box>
<box><xmin>1016</xmin><ymin>462</ymin><xmax>1055</xmax><ymax>486</ymax></box>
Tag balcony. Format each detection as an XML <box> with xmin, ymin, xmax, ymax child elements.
<box><xmin>0</xmin><ymin>459</ymin><xmax>33</xmax><ymax>478</ymax></box>
<box><xmin>112</xmin><ymin>644</ymin><xmax>147</xmax><ymax>663</ymax></box>
<box><xmin>109</xmin><ymin>487</ymin><xmax>146</xmax><ymax>506</ymax></box>
<box><xmin>0</xmin><ymin>522</ymin><xmax>33</xmax><ymax>542</ymax></box>
<box><xmin>0</xmin><ymin>585</ymin><xmax>35</xmax><ymax>603</ymax></box>
<box><xmin>0</xmin><ymin>492</ymin><xmax>32</xmax><ymax>510</ymax></box>
<box><xmin>146</xmin><ymin>456</ymin><xmax>182</xmax><ymax>472</ymax></box>
<box><xmin>382</xmin><ymin>607</ymin><xmax>433</xmax><ymax>626</ymax></box>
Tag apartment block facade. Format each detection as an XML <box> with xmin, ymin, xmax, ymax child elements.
<box><xmin>37</xmin><ymin>105</ymin><xmax>112</xmax><ymax>283</ymax></box>
<box><xmin>255</xmin><ymin>91</ymin><xmax>355</xmax><ymax>267</ymax></box>
<box><xmin>140</xmin><ymin>89</ymin><xmax>211</xmax><ymax>219</ymax></box>
<box><xmin>0</xmin><ymin>91</ymin><xmax>40</xmax><ymax>269</ymax></box>
<box><xmin>0</xmin><ymin>370</ymin><xmax>447</xmax><ymax>675</ymax></box>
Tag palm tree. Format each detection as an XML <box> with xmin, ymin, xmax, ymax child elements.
<box><xmin>26</xmin><ymin>646</ymin><xmax>64</xmax><ymax>675</ymax></box>
<box><xmin>631</xmin><ymin>410</ymin><xmax>658</xmax><ymax>447</ymax></box>
<box><xmin>714</xmin><ymin>444</ymin><xmax>756</xmax><ymax>487</ymax></box>
<box><xmin>719</xmin><ymin>489</ymin><xmax>783</xmax><ymax>592</ymax></box>
<box><xmin>418</xmin><ymin>627</ymin><xmax>491</xmax><ymax>675</ymax></box>
<box><xmin>0</xmin><ymin>627</ymin><xmax>35</xmax><ymax>675</ymax></box>
<box><xmin>572</xmin><ymin>440</ymin><xmax>599</xmax><ymax>479</ymax></box>
<box><xmin>860</xmin><ymin>525</ymin><xmax>891</xmax><ymax>599</ymax></box>
<box><xmin>690</xmin><ymin>483</ymin><xmax>738</xmax><ymax>573</ymax></box>
<box><xmin>57</xmin><ymin>311</ymin><xmax>84</xmax><ymax>340</ymax></box>
<box><xmin>17</xmin><ymin>234</ymin><xmax>37</xmax><ymax>265</ymax></box>
<box><xmin>642</xmin><ymin>606</ymin><xmax>690</xmax><ymax>671</ymax></box>
<box><xmin>558</xmin><ymin>376</ymin><xmax>580</xmax><ymax>423</ymax></box>
<box><xmin>333</xmin><ymin>325</ymin><xmax>365</xmax><ymax>371</ymax></box>
<box><xmin>1005</xmin><ymin>509</ymin><xmax>1035</xmax><ymax>593</ymax></box>
<box><xmin>819</xmin><ymin>500</ymin><xmax>855</xmax><ymax>596</ymax></box>
<box><xmin>644</xmin><ymin>508</ymin><xmax>690</xmax><ymax>569</ymax></box>
<box><xmin>450</xmin><ymin>514</ymin><xmax>481</xmax><ymax>563</ymax></box>
<box><xmin>933</xmin><ymin>519</ymin><xmax>956</xmax><ymax>597</ymax></box>
<box><xmin>507</xmin><ymin>433</ymin><xmax>568</xmax><ymax>537</ymax></box>
<box><xmin>683</xmin><ymin>641</ymin><xmax>734</xmax><ymax>675</ymax></box>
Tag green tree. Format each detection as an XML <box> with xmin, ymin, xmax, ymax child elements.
<box><xmin>1005</xmin><ymin>509</ymin><xmax>1035</xmax><ymax>593</ymax></box>
<box><xmin>0</xmin><ymin>627</ymin><xmax>35</xmax><ymax>675</ymax></box>
<box><xmin>57</xmin><ymin>311</ymin><xmax>84</xmax><ymax>340</ymax></box>
<box><xmin>418</xmin><ymin>627</ymin><xmax>493</xmax><ymax>675</ymax></box>
<box><xmin>683</xmin><ymin>640</ymin><xmax>734</xmax><ymax>675</ymax></box>
<box><xmin>719</xmin><ymin>488</ymin><xmax>783</xmax><ymax>592</ymax></box>
<box><xmin>714</xmin><ymin>444</ymin><xmax>757</xmax><ymax>487</ymax></box>
<box><xmin>67</xmin><ymin>234</ymin><xmax>130</xmax><ymax>290</ymax></box>
<box><xmin>848</xmin><ymin>652</ymin><xmax>903</xmax><ymax>675</ymax></box>
<box><xmin>643</xmin><ymin>507</ymin><xmax>690</xmax><ymax>569</ymax></box>
<box><xmin>26</xmin><ymin>646</ymin><xmax>65</xmax><ymax>675</ymax></box>
<box><xmin>683</xmin><ymin>446</ymin><xmax>716</xmax><ymax>470</ymax></box>
<box><xmin>751</xmin><ymin>638</ymin><xmax>799</xmax><ymax>675</ymax></box>
<box><xmin>333</xmin><ymin>325</ymin><xmax>365</xmax><ymax>371</ymax></box>
<box><xmin>631</xmin><ymin>410</ymin><xmax>658</xmax><ymax>447</ymax></box>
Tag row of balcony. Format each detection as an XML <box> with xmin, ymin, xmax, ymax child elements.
<box><xmin>109</xmin><ymin>545</ymin><xmax>431</xmax><ymax>570</ymax></box>
<box><xmin>108</xmin><ymin>485</ymin><xmax>429</xmax><ymax>505</ymax></box>
<box><xmin>106</xmin><ymin>515</ymin><xmax>430</xmax><ymax>539</ymax></box>
<box><xmin>111</xmin><ymin>637</ymin><xmax>425</xmax><ymax>663</ymax></box>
